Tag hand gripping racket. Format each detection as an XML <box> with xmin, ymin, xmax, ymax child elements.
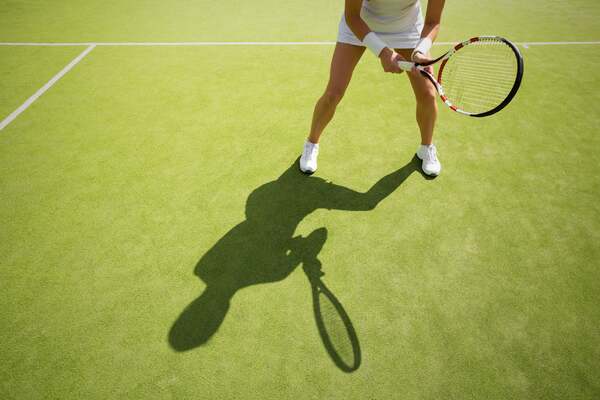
<box><xmin>398</xmin><ymin>36</ymin><xmax>524</xmax><ymax>117</ymax></box>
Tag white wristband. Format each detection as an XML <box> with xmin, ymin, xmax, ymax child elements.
<box><xmin>412</xmin><ymin>37</ymin><xmax>432</xmax><ymax>60</ymax></box>
<box><xmin>363</xmin><ymin>32</ymin><xmax>388</xmax><ymax>57</ymax></box>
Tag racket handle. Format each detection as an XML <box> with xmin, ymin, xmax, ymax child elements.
<box><xmin>397</xmin><ymin>61</ymin><xmax>415</xmax><ymax>71</ymax></box>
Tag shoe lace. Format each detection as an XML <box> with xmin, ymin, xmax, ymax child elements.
<box><xmin>426</xmin><ymin>146</ymin><xmax>438</xmax><ymax>162</ymax></box>
<box><xmin>306</xmin><ymin>143</ymin><xmax>318</xmax><ymax>158</ymax></box>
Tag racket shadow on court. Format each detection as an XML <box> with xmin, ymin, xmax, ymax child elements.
<box><xmin>168</xmin><ymin>155</ymin><xmax>428</xmax><ymax>371</ymax></box>
<box><xmin>296</xmin><ymin>227</ymin><xmax>361</xmax><ymax>372</ymax></box>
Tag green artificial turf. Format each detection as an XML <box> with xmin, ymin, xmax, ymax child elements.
<box><xmin>1</xmin><ymin>1</ymin><xmax>600</xmax><ymax>399</ymax></box>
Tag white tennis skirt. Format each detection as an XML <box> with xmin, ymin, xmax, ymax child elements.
<box><xmin>337</xmin><ymin>15</ymin><xmax>424</xmax><ymax>49</ymax></box>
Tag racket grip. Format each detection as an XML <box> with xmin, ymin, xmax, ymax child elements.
<box><xmin>397</xmin><ymin>61</ymin><xmax>415</xmax><ymax>71</ymax></box>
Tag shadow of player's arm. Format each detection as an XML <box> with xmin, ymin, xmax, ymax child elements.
<box><xmin>323</xmin><ymin>159</ymin><xmax>418</xmax><ymax>211</ymax></box>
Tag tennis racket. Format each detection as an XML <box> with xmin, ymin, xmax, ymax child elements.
<box><xmin>398</xmin><ymin>36</ymin><xmax>524</xmax><ymax>117</ymax></box>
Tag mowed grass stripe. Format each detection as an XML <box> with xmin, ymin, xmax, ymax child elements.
<box><xmin>1</xmin><ymin>41</ymin><xmax>600</xmax><ymax>46</ymax></box>
<box><xmin>0</xmin><ymin>0</ymin><xmax>599</xmax><ymax>42</ymax></box>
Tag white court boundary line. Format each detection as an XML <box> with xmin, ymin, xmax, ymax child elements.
<box><xmin>0</xmin><ymin>44</ymin><xmax>95</xmax><ymax>131</ymax></box>
<box><xmin>1</xmin><ymin>40</ymin><xmax>599</xmax><ymax>131</ymax></box>
<box><xmin>0</xmin><ymin>41</ymin><xmax>600</xmax><ymax>47</ymax></box>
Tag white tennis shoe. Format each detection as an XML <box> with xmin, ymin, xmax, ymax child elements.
<box><xmin>416</xmin><ymin>144</ymin><xmax>442</xmax><ymax>176</ymax></box>
<box><xmin>299</xmin><ymin>140</ymin><xmax>319</xmax><ymax>174</ymax></box>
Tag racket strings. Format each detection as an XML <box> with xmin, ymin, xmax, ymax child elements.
<box><xmin>441</xmin><ymin>38</ymin><xmax>519</xmax><ymax>114</ymax></box>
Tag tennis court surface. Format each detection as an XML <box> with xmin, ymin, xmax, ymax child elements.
<box><xmin>1</xmin><ymin>1</ymin><xmax>599</xmax><ymax>399</ymax></box>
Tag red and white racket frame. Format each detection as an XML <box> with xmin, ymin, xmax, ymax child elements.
<box><xmin>398</xmin><ymin>36</ymin><xmax>524</xmax><ymax>117</ymax></box>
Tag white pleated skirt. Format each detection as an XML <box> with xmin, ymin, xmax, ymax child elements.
<box><xmin>337</xmin><ymin>14</ymin><xmax>424</xmax><ymax>49</ymax></box>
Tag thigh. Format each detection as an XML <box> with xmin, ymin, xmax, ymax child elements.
<box><xmin>326</xmin><ymin>43</ymin><xmax>366</xmax><ymax>92</ymax></box>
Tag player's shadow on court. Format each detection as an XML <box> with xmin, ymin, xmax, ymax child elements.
<box><xmin>169</xmin><ymin>155</ymin><xmax>427</xmax><ymax>371</ymax></box>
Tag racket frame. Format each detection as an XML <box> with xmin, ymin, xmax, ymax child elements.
<box><xmin>398</xmin><ymin>36</ymin><xmax>524</xmax><ymax>117</ymax></box>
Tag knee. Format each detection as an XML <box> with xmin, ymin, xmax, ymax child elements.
<box><xmin>322</xmin><ymin>87</ymin><xmax>346</xmax><ymax>106</ymax></box>
<box><xmin>415</xmin><ymin>84</ymin><xmax>437</xmax><ymax>105</ymax></box>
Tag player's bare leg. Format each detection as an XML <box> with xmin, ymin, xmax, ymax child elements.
<box><xmin>308</xmin><ymin>43</ymin><xmax>365</xmax><ymax>144</ymax></box>
<box><xmin>396</xmin><ymin>48</ymin><xmax>441</xmax><ymax>176</ymax></box>
<box><xmin>300</xmin><ymin>43</ymin><xmax>365</xmax><ymax>174</ymax></box>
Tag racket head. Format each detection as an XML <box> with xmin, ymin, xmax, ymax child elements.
<box><xmin>437</xmin><ymin>36</ymin><xmax>524</xmax><ymax>117</ymax></box>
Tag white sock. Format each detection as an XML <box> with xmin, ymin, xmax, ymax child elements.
<box><xmin>306</xmin><ymin>140</ymin><xmax>319</xmax><ymax>148</ymax></box>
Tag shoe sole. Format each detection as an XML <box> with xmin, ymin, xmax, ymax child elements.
<box><xmin>299</xmin><ymin>168</ymin><xmax>315</xmax><ymax>175</ymax></box>
<box><xmin>298</xmin><ymin>159</ymin><xmax>316</xmax><ymax>175</ymax></box>
<box><xmin>415</xmin><ymin>152</ymin><xmax>439</xmax><ymax>177</ymax></box>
